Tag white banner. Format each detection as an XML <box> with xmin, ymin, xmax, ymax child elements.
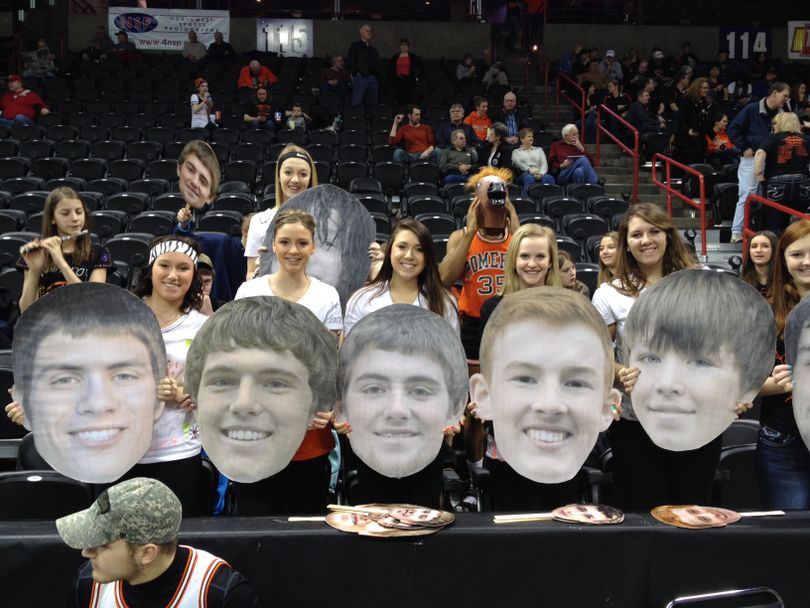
<box><xmin>788</xmin><ymin>21</ymin><xmax>810</xmax><ymax>60</ymax></box>
<box><xmin>108</xmin><ymin>8</ymin><xmax>230</xmax><ymax>52</ymax></box>
<box><xmin>256</xmin><ymin>19</ymin><xmax>314</xmax><ymax>58</ymax></box>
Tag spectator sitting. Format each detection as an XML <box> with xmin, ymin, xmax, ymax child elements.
<box><xmin>751</xmin><ymin>66</ymin><xmax>779</xmax><ymax>101</ymax></box>
<box><xmin>681</xmin><ymin>42</ymin><xmax>699</xmax><ymax>68</ymax></box>
<box><xmin>549</xmin><ymin>124</ymin><xmax>600</xmax><ymax>185</ymax></box>
<box><xmin>787</xmin><ymin>81</ymin><xmax>808</xmax><ymax>118</ymax></box>
<box><xmin>478</xmin><ymin>48</ymin><xmax>510</xmax><ymax>89</ymax></box>
<box><xmin>284</xmin><ymin>103</ymin><xmax>311</xmax><ymax>132</ymax></box>
<box><xmin>648</xmin><ymin>47</ymin><xmax>673</xmax><ymax>80</ymax></box>
<box><xmin>705</xmin><ymin>111</ymin><xmax>736</xmax><ymax>168</ymax></box>
<box><xmin>456</xmin><ymin>53</ymin><xmax>478</xmax><ymax>87</ymax></box>
<box><xmin>81</xmin><ymin>26</ymin><xmax>112</xmax><ymax>62</ymax></box>
<box><xmin>629</xmin><ymin>59</ymin><xmax>650</xmax><ymax>92</ymax></box>
<box><xmin>389</xmin><ymin>105</ymin><xmax>438</xmax><ymax>164</ymax></box>
<box><xmin>577</xmin><ymin>59</ymin><xmax>608</xmax><ymax>90</ymax></box>
<box><xmin>238</xmin><ymin>59</ymin><xmax>278</xmax><ymax>90</ymax></box>
<box><xmin>243</xmin><ymin>86</ymin><xmax>274</xmax><ymax>131</ymax></box>
<box><xmin>23</xmin><ymin>38</ymin><xmax>56</xmax><ymax>79</ymax></box>
<box><xmin>706</xmin><ymin>63</ymin><xmax>726</xmax><ymax>102</ymax></box>
<box><xmin>182</xmin><ymin>30</ymin><xmax>207</xmax><ymax>63</ymax></box>
<box><xmin>464</xmin><ymin>96</ymin><xmax>492</xmax><ymax>141</ymax></box>
<box><xmin>0</xmin><ymin>74</ymin><xmax>50</xmax><ymax>126</ymax></box>
<box><xmin>558</xmin><ymin>250</ymin><xmax>590</xmax><ymax>298</ymax></box>
<box><xmin>319</xmin><ymin>55</ymin><xmax>350</xmax><ymax>101</ymax></box>
<box><xmin>190</xmin><ymin>78</ymin><xmax>216</xmax><ymax>129</ymax></box>
<box><xmin>726</xmin><ymin>75</ymin><xmax>752</xmax><ymax>110</ymax></box>
<box><xmin>511</xmin><ymin>127</ymin><xmax>555</xmax><ymax>196</ymax></box>
<box><xmin>479</xmin><ymin>122</ymin><xmax>513</xmax><ymax>172</ymax></box>
<box><xmin>559</xmin><ymin>44</ymin><xmax>584</xmax><ymax>75</ymax></box>
<box><xmin>111</xmin><ymin>31</ymin><xmax>138</xmax><ymax>62</ymax></box>
<box><xmin>197</xmin><ymin>254</ymin><xmax>224</xmax><ymax>315</ymax></box>
<box><xmin>572</xmin><ymin>48</ymin><xmax>591</xmax><ymax>80</ymax></box>
<box><xmin>627</xmin><ymin>88</ymin><xmax>668</xmax><ymax>136</ymax></box>
<box><xmin>599</xmin><ymin>49</ymin><xmax>623</xmax><ymax>82</ymax></box>
<box><xmin>388</xmin><ymin>38</ymin><xmax>423</xmax><ymax>106</ymax></box>
<box><xmin>439</xmin><ymin>129</ymin><xmax>479</xmax><ymax>185</ymax></box>
<box><xmin>490</xmin><ymin>91</ymin><xmax>528</xmax><ymax>146</ymax></box>
<box><xmin>435</xmin><ymin>103</ymin><xmax>479</xmax><ymax>149</ymax></box>
<box><xmin>207</xmin><ymin>31</ymin><xmax>235</xmax><ymax>62</ymax></box>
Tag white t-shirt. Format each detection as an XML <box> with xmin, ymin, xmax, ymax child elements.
<box><xmin>591</xmin><ymin>278</ymin><xmax>643</xmax><ymax>420</ymax></box>
<box><xmin>190</xmin><ymin>93</ymin><xmax>211</xmax><ymax>129</ymax></box>
<box><xmin>344</xmin><ymin>282</ymin><xmax>460</xmax><ymax>335</ymax></box>
<box><xmin>244</xmin><ymin>207</ymin><xmax>278</xmax><ymax>258</ymax></box>
<box><xmin>235</xmin><ymin>274</ymin><xmax>343</xmax><ymax>332</ymax></box>
<box><xmin>141</xmin><ymin>309</ymin><xmax>208</xmax><ymax>464</ymax></box>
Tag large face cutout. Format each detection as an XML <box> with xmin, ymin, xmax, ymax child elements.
<box><xmin>624</xmin><ymin>269</ymin><xmax>774</xmax><ymax>451</ymax></box>
<box><xmin>257</xmin><ymin>184</ymin><xmax>375</xmax><ymax>307</ymax></box>
<box><xmin>471</xmin><ymin>318</ymin><xmax>615</xmax><ymax>484</ymax></box>
<box><xmin>785</xmin><ymin>297</ymin><xmax>810</xmax><ymax>449</ymax></box>
<box><xmin>187</xmin><ymin>296</ymin><xmax>338</xmax><ymax>483</ymax></box>
<box><xmin>12</xmin><ymin>283</ymin><xmax>165</xmax><ymax>483</ymax></box>
<box><xmin>337</xmin><ymin>305</ymin><xmax>467</xmax><ymax>479</ymax></box>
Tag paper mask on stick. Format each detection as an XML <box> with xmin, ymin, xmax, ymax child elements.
<box><xmin>624</xmin><ymin>269</ymin><xmax>774</xmax><ymax>451</ymax></box>
<box><xmin>784</xmin><ymin>296</ymin><xmax>810</xmax><ymax>450</ymax></box>
<box><xmin>185</xmin><ymin>296</ymin><xmax>338</xmax><ymax>483</ymax></box>
<box><xmin>12</xmin><ymin>283</ymin><xmax>166</xmax><ymax>483</ymax></box>
<box><xmin>336</xmin><ymin>305</ymin><xmax>468</xmax><ymax>479</ymax></box>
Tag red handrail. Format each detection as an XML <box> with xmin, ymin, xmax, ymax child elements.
<box><xmin>595</xmin><ymin>103</ymin><xmax>639</xmax><ymax>204</ymax></box>
<box><xmin>651</xmin><ymin>153</ymin><xmax>708</xmax><ymax>259</ymax></box>
<box><xmin>556</xmin><ymin>72</ymin><xmax>586</xmax><ymax>145</ymax></box>
<box><xmin>742</xmin><ymin>194</ymin><xmax>810</xmax><ymax>253</ymax></box>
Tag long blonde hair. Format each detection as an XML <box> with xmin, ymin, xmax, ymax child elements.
<box><xmin>501</xmin><ymin>224</ymin><xmax>561</xmax><ymax>295</ymax></box>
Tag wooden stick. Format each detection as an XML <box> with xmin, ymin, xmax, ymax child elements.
<box><xmin>326</xmin><ymin>504</ymin><xmax>389</xmax><ymax>516</ymax></box>
<box><xmin>493</xmin><ymin>512</ymin><xmax>555</xmax><ymax>524</ymax></box>
<box><xmin>738</xmin><ymin>510</ymin><xmax>785</xmax><ymax>517</ymax></box>
<box><xmin>288</xmin><ymin>516</ymin><xmax>327</xmax><ymax>522</ymax></box>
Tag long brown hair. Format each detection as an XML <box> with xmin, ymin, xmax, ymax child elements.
<box><xmin>369</xmin><ymin>219</ymin><xmax>451</xmax><ymax>318</ymax></box>
<box><xmin>741</xmin><ymin>230</ymin><xmax>777</xmax><ymax>294</ymax></box>
<box><xmin>597</xmin><ymin>231</ymin><xmax>619</xmax><ymax>285</ymax></box>
<box><xmin>41</xmin><ymin>187</ymin><xmax>91</xmax><ymax>272</ymax></box>
<box><xmin>770</xmin><ymin>220</ymin><xmax>810</xmax><ymax>336</ymax></box>
<box><xmin>613</xmin><ymin>203</ymin><xmax>697</xmax><ymax>297</ymax></box>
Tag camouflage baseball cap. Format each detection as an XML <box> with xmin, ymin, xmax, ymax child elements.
<box><xmin>56</xmin><ymin>477</ymin><xmax>182</xmax><ymax>550</ymax></box>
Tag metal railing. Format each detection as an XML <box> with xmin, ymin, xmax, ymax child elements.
<box><xmin>555</xmin><ymin>71</ymin><xmax>586</xmax><ymax>144</ymax></box>
<box><xmin>742</xmin><ymin>194</ymin><xmax>810</xmax><ymax>252</ymax></box>
<box><xmin>595</xmin><ymin>103</ymin><xmax>639</xmax><ymax>204</ymax></box>
<box><xmin>651</xmin><ymin>153</ymin><xmax>708</xmax><ymax>259</ymax></box>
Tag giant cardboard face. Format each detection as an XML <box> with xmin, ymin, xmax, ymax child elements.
<box><xmin>470</xmin><ymin>287</ymin><xmax>618</xmax><ymax>483</ymax></box>
<box><xmin>185</xmin><ymin>296</ymin><xmax>338</xmax><ymax>483</ymax></box>
<box><xmin>12</xmin><ymin>283</ymin><xmax>166</xmax><ymax>483</ymax></box>
<box><xmin>785</xmin><ymin>297</ymin><xmax>810</xmax><ymax>450</ymax></box>
<box><xmin>624</xmin><ymin>269</ymin><xmax>774</xmax><ymax>451</ymax></box>
<box><xmin>257</xmin><ymin>184</ymin><xmax>375</xmax><ymax>307</ymax></box>
<box><xmin>336</xmin><ymin>305</ymin><xmax>468</xmax><ymax>479</ymax></box>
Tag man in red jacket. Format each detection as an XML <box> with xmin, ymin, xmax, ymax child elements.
<box><xmin>237</xmin><ymin>60</ymin><xmax>279</xmax><ymax>90</ymax></box>
<box><xmin>389</xmin><ymin>105</ymin><xmax>438</xmax><ymax>164</ymax></box>
<box><xmin>0</xmin><ymin>74</ymin><xmax>49</xmax><ymax>126</ymax></box>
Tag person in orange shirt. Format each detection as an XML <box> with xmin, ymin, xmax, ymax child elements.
<box><xmin>237</xmin><ymin>60</ymin><xmax>279</xmax><ymax>90</ymax></box>
<box><xmin>464</xmin><ymin>96</ymin><xmax>493</xmax><ymax>141</ymax></box>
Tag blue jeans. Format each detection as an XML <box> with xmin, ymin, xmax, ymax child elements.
<box><xmin>756</xmin><ymin>425</ymin><xmax>810</xmax><ymax>510</ymax></box>
<box><xmin>557</xmin><ymin>156</ymin><xmax>599</xmax><ymax>185</ymax></box>
<box><xmin>0</xmin><ymin>114</ymin><xmax>34</xmax><ymax>126</ymax></box>
<box><xmin>351</xmin><ymin>74</ymin><xmax>378</xmax><ymax>107</ymax></box>
<box><xmin>393</xmin><ymin>148</ymin><xmax>439</xmax><ymax>164</ymax></box>
<box><xmin>732</xmin><ymin>156</ymin><xmax>756</xmax><ymax>236</ymax></box>
<box><xmin>443</xmin><ymin>173</ymin><xmax>469</xmax><ymax>185</ymax></box>
<box><xmin>520</xmin><ymin>172</ymin><xmax>556</xmax><ymax>197</ymax></box>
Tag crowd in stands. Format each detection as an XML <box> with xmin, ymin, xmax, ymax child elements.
<box><xmin>2</xmin><ymin>26</ymin><xmax>810</xmax><ymax>523</ymax></box>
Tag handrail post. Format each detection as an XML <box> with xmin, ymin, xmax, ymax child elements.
<box><xmin>595</xmin><ymin>105</ymin><xmax>601</xmax><ymax>167</ymax></box>
<box><xmin>543</xmin><ymin>60</ymin><xmax>549</xmax><ymax>112</ymax></box>
<box><xmin>665</xmin><ymin>161</ymin><xmax>672</xmax><ymax>217</ymax></box>
<box><xmin>580</xmin><ymin>87</ymin><xmax>586</xmax><ymax>145</ymax></box>
<box><xmin>632</xmin><ymin>130</ymin><xmax>639</xmax><ymax>204</ymax></box>
<box><xmin>698</xmin><ymin>174</ymin><xmax>707</xmax><ymax>261</ymax></box>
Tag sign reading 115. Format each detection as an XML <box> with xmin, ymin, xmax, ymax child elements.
<box><xmin>721</xmin><ymin>28</ymin><xmax>770</xmax><ymax>60</ymax></box>
<box><xmin>263</xmin><ymin>22</ymin><xmax>309</xmax><ymax>55</ymax></box>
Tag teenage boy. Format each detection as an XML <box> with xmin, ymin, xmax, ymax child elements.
<box><xmin>623</xmin><ymin>269</ymin><xmax>774</xmax><ymax>451</ymax></box>
<box><xmin>470</xmin><ymin>287</ymin><xmax>620</xmax><ymax>484</ymax></box>
<box><xmin>12</xmin><ymin>282</ymin><xmax>166</xmax><ymax>483</ymax></box>
<box><xmin>336</xmin><ymin>305</ymin><xmax>468</xmax><ymax>480</ymax></box>
<box><xmin>185</xmin><ymin>296</ymin><xmax>337</xmax><ymax>483</ymax></box>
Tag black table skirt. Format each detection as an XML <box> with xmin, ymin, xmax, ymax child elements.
<box><xmin>2</xmin><ymin>512</ymin><xmax>807</xmax><ymax>607</ymax></box>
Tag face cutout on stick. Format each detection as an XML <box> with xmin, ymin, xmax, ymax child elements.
<box><xmin>12</xmin><ymin>283</ymin><xmax>166</xmax><ymax>483</ymax></box>
<box><xmin>784</xmin><ymin>297</ymin><xmax>810</xmax><ymax>449</ymax></box>
<box><xmin>336</xmin><ymin>305</ymin><xmax>468</xmax><ymax>479</ymax></box>
<box><xmin>624</xmin><ymin>269</ymin><xmax>774</xmax><ymax>451</ymax></box>
<box><xmin>470</xmin><ymin>287</ymin><xmax>618</xmax><ymax>484</ymax></box>
<box><xmin>257</xmin><ymin>184</ymin><xmax>375</xmax><ymax>308</ymax></box>
<box><xmin>185</xmin><ymin>296</ymin><xmax>337</xmax><ymax>483</ymax></box>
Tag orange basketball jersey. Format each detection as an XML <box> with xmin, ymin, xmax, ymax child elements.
<box><xmin>457</xmin><ymin>228</ymin><xmax>512</xmax><ymax>318</ymax></box>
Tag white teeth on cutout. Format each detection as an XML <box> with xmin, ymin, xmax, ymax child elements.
<box><xmin>227</xmin><ymin>429</ymin><xmax>269</xmax><ymax>441</ymax></box>
<box><xmin>524</xmin><ymin>429</ymin><xmax>567</xmax><ymax>443</ymax></box>
<box><xmin>74</xmin><ymin>429</ymin><xmax>121</xmax><ymax>442</ymax></box>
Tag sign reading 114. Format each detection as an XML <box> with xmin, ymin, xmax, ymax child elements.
<box><xmin>262</xmin><ymin>20</ymin><xmax>312</xmax><ymax>56</ymax></box>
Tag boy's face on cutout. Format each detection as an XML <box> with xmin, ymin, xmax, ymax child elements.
<box><xmin>343</xmin><ymin>348</ymin><xmax>456</xmax><ymax>479</ymax></box>
<box><xmin>791</xmin><ymin>327</ymin><xmax>810</xmax><ymax>448</ymax></box>
<box><xmin>25</xmin><ymin>332</ymin><xmax>161</xmax><ymax>484</ymax></box>
<box><xmin>196</xmin><ymin>347</ymin><xmax>315</xmax><ymax>483</ymax></box>
<box><xmin>628</xmin><ymin>344</ymin><xmax>746</xmax><ymax>451</ymax></box>
<box><xmin>471</xmin><ymin>320</ymin><xmax>615</xmax><ymax>484</ymax></box>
